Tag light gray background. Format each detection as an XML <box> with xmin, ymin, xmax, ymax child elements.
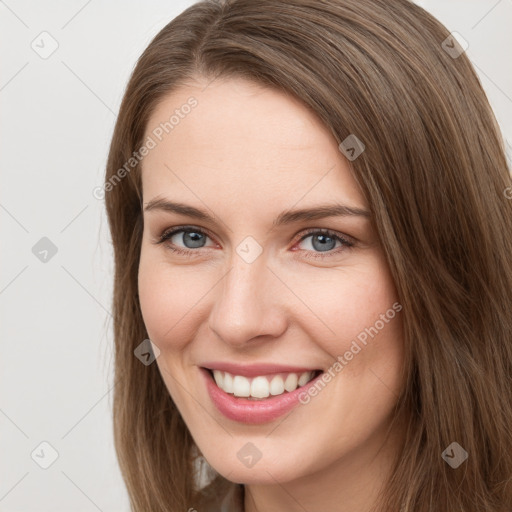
<box><xmin>1</xmin><ymin>1</ymin><xmax>511</xmax><ymax>510</ymax></box>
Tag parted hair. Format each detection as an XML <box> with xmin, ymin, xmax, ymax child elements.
<box><xmin>104</xmin><ymin>0</ymin><xmax>512</xmax><ymax>510</ymax></box>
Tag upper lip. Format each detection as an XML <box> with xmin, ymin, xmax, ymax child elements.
<box><xmin>201</xmin><ymin>362</ymin><xmax>321</xmax><ymax>378</ymax></box>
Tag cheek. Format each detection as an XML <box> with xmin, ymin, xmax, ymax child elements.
<box><xmin>291</xmin><ymin>257</ymin><xmax>399</xmax><ymax>352</ymax></box>
<box><xmin>138</xmin><ymin>242</ymin><xmax>400</xmax><ymax>364</ymax></box>
<box><xmin>301</xmin><ymin>261</ymin><xmax>404</xmax><ymax>399</ymax></box>
<box><xmin>137</xmin><ymin>248</ymin><xmax>214</xmax><ymax>350</ymax></box>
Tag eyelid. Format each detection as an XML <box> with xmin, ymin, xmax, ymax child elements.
<box><xmin>297</xmin><ymin>227</ymin><xmax>355</xmax><ymax>246</ymax></box>
<box><xmin>154</xmin><ymin>224</ymin><xmax>217</xmax><ymax>248</ymax></box>
<box><xmin>154</xmin><ymin>224</ymin><xmax>355</xmax><ymax>258</ymax></box>
<box><xmin>155</xmin><ymin>225</ymin><xmax>354</xmax><ymax>244</ymax></box>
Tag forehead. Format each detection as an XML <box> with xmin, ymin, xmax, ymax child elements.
<box><xmin>141</xmin><ymin>77</ymin><xmax>365</xmax><ymax>209</ymax></box>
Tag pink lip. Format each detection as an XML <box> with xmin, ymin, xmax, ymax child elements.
<box><xmin>200</xmin><ymin>367</ymin><xmax>324</xmax><ymax>424</ymax></box>
<box><xmin>201</xmin><ymin>361</ymin><xmax>320</xmax><ymax>378</ymax></box>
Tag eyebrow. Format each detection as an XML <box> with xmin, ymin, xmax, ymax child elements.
<box><xmin>143</xmin><ymin>198</ymin><xmax>370</xmax><ymax>227</ymax></box>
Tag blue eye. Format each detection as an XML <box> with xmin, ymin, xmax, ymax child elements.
<box><xmin>156</xmin><ymin>226</ymin><xmax>213</xmax><ymax>255</ymax></box>
<box><xmin>155</xmin><ymin>225</ymin><xmax>353</xmax><ymax>259</ymax></box>
<box><xmin>295</xmin><ymin>229</ymin><xmax>353</xmax><ymax>259</ymax></box>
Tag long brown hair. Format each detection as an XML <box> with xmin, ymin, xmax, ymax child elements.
<box><xmin>104</xmin><ymin>0</ymin><xmax>512</xmax><ymax>510</ymax></box>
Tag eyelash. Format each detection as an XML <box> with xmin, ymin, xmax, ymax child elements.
<box><xmin>153</xmin><ymin>225</ymin><xmax>354</xmax><ymax>260</ymax></box>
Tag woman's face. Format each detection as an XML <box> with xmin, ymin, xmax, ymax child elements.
<box><xmin>138</xmin><ymin>76</ymin><xmax>404</xmax><ymax>485</ymax></box>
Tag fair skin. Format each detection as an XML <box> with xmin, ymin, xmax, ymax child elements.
<box><xmin>138</xmin><ymin>76</ymin><xmax>405</xmax><ymax>512</ymax></box>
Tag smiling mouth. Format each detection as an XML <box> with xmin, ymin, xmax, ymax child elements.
<box><xmin>204</xmin><ymin>368</ymin><xmax>323</xmax><ymax>400</ymax></box>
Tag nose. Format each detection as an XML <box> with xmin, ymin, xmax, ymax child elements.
<box><xmin>208</xmin><ymin>250</ymin><xmax>287</xmax><ymax>348</ymax></box>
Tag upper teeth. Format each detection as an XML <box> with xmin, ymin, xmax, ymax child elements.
<box><xmin>212</xmin><ymin>370</ymin><xmax>316</xmax><ymax>398</ymax></box>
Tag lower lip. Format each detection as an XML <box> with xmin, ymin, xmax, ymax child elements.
<box><xmin>200</xmin><ymin>367</ymin><xmax>323</xmax><ymax>424</ymax></box>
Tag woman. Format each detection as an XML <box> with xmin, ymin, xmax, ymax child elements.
<box><xmin>104</xmin><ymin>0</ymin><xmax>512</xmax><ymax>510</ymax></box>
